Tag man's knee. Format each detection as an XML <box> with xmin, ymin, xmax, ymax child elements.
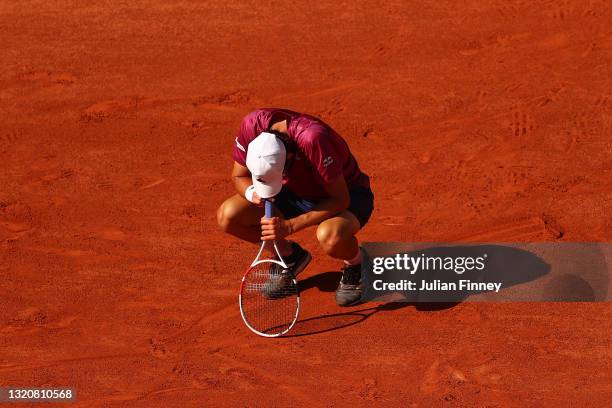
<box><xmin>217</xmin><ymin>199</ymin><xmax>242</xmax><ymax>232</ymax></box>
<box><xmin>217</xmin><ymin>203</ymin><xmax>230</xmax><ymax>232</ymax></box>
<box><xmin>316</xmin><ymin>222</ymin><xmax>349</xmax><ymax>253</ymax></box>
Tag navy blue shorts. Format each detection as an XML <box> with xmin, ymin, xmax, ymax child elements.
<box><xmin>273</xmin><ymin>186</ymin><xmax>374</xmax><ymax>228</ymax></box>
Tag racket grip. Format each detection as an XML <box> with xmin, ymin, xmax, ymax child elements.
<box><xmin>264</xmin><ymin>200</ymin><xmax>273</xmax><ymax>218</ymax></box>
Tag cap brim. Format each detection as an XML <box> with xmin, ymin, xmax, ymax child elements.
<box><xmin>252</xmin><ymin>177</ymin><xmax>282</xmax><ymax>199</ymax></box>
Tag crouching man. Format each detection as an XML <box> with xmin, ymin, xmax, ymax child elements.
<box><xmin>217</xmin><ymin>108</ymin><xmax>374</xmax><ymax>306</ymax></box>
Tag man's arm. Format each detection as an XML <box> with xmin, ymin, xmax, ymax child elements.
<box><xmin>232</xmin><ymin>161</ymin><xmax>252</xmax><ymax>196</ymax></box>
<box><xmin>232</xmin><ymin>161</ymin><xmax>264</xmax><ymax>206</ymax></box>
<box><xmin>288</xmin><ymin>176</ymin><xmax>349</xmax><ymax>232</ymax></box>
<box><xmin>260</xmin><ymin>176</ymin><xmax>349</xmax><ymax>241</ymax></box>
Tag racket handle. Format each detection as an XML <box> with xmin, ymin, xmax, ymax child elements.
<box><xmin>264</xmin><ymin>200</ymin><xmax>273</xmax><ymax>219</ymax></box>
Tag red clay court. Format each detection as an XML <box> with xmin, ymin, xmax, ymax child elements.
<box><xmin>1</xmin><ymin>1</ymin><xmax>611</xmax><ymax>406</ymax></box>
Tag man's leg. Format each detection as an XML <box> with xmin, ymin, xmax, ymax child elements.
<box><xmin>316</xmin><ymin>211</ymin><xmax>364</xmax><ymax>306</ymax></box>
<box><xmin>217</xmin><ymin>194</ymin><xmax>263</xmax><ymax>243</ymax></box>
<box><xmin>218</xmin><ymin>194</ymin><xmax>312</xmax><ymax>298</ymax></box>
<box><xmin>315</xmin><ymin>210</ymin><xmax>361</xmax><ymax>260</ymax></box>
<box><xmin>216</xmin><ymin>194</ymin><xmax>293</xmax><ymax>256</ymax></box>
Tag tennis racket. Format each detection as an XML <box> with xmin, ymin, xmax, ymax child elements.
<box><xmin>239</xmin><ymin>200</ymin><xmax>300</xmax><ymax>337</ymax></box>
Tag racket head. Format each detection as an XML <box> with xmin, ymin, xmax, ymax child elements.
<box><xmin>239</xmin><ymin>259</ymin><xmax>300</xmax><ymax>337</ymax></box>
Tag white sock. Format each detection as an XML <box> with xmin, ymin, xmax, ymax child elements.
<box><xmin>344</xmin><ymin>247</ymin><xmax>362</xmax><ymax>265</ymax></box>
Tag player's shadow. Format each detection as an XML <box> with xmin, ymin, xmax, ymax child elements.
<box><xmin>362</xmin><ymin>244</ymin><xmax>550</xmax><ymax>303</ymax></box>
<box><xmin>289</xmin><ymin>272</ymin><xmax>457</xmax><ymax>337</ymax></box>
<box><xmin>299</xmin><ymin>271</ymin><xmax>343</xmax><ymax>293</ymax></box>
<box><xmin>290</xmin><ymin>244</ymin><xmax>551</xmax><ymax>337</ymax></box>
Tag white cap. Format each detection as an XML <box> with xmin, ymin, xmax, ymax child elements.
<box><xmin>246</xmin><ymin>132</ymin><xmax>286</xmax><ymax>198</ymax></box>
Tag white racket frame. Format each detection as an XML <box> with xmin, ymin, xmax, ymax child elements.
<box><xmin>239</xmin><ymin>201</ymin><xmax>301</xmax><ymax>337</ymax></box>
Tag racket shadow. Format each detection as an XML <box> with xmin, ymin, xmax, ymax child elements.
<box><xmin>284</xmin><ymin>306</ymin><xmax>378</xmax><ymax>337</ymax></box>
<box><xmin>285</xmin><ymin>272</ymin><xmax>459</xmax><ymax>337</ymax></box>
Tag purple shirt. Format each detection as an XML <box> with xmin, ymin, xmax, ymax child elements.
<box><xmin>233</xmin><ymin>108</ymin><xmax>370</xmax><ymax>200</ymax></box>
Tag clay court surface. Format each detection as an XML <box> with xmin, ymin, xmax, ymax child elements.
<box><xmin>1</xmin><ymin>0</ymin><xmax>611</xmax><ymax>406</ymax></box>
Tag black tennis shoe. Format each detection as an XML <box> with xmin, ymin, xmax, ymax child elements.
<box><xmin>261</xmin><ymin>242</ymin><xmax>311</xmax><ymax>299</ymax></box>
<box><xmin>335</xmin><ymin>263</ymin><xmax>364</xmax><ymax>306</ymax></box>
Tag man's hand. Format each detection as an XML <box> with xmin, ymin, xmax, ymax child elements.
<box><xmin>261</xmin><ymin>217</ymin><xmax>293</xmax><ymax>241</ymax></box>
<box><xmin>251</xmin><ymin>192</ymin><xmax>264</xmax><ymax>207</ymax></box>
<box><xmin>245</xmin><ymin>185</ymin><xmax>264</xmax><ymax>207</ymax></box>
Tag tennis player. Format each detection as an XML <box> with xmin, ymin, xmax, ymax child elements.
<box><xmin>217</xmin><ymin>108</ymin><xmax>374</xmax><ymax>306</ymax></box>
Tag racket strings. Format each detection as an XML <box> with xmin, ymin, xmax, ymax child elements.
<box><xmin>240</xmin><ymin>262</ymin><xmax>299</xmax><ymax>336</ymax></box>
